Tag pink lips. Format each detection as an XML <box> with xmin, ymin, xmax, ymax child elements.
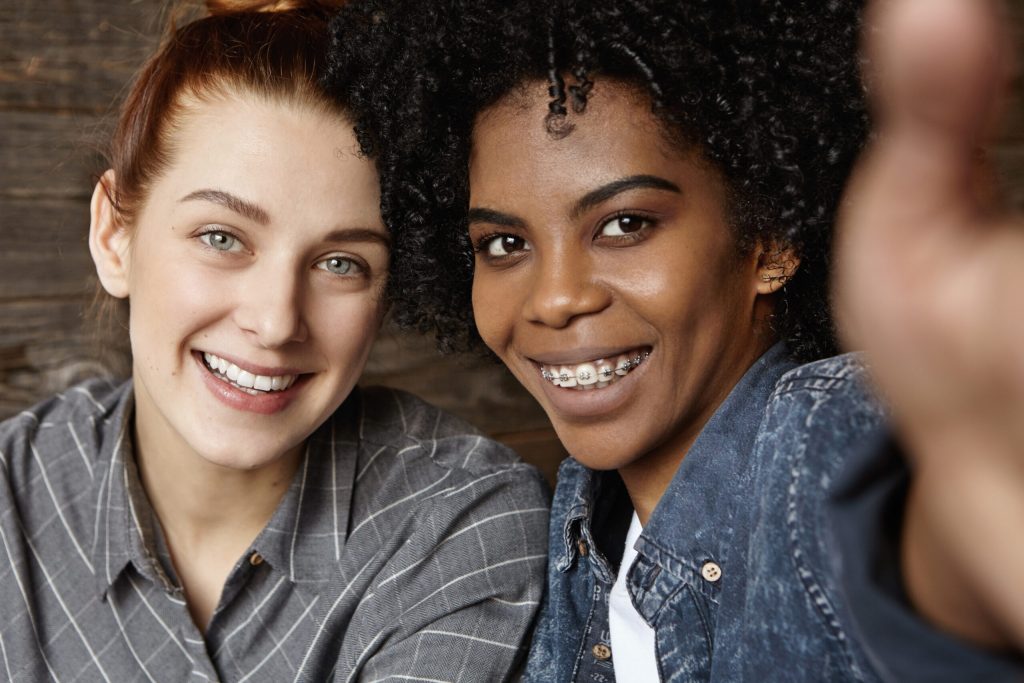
<box><xmin>194</xmin><ymin>352</ymin><xmax>304</xmax><ymax>415</ymax></box>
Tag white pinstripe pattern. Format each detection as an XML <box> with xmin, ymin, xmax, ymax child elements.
<box><xmin>67</xmin><ymin>423</ymin><xmax>94</xmax><ymax>480</ymax></box>
<box><xmin>18</xmin><ymin>522</ymin><xmax>114</xmax><ymax>683</ymax></box>
<box><xmin>377</xmin><ymin>507</ymin><xmax>549</xmax><ymax>588</ymax></box>
<box><xmin>1</xmin><ymin>381</ymin><xmax>549</xmax><ymax>682</ymax></box>
<box><xmin>416</xmin><ymin>630</ymin><xmax>521</xmax><ymax>650</ymax></box>
<box><xmin>28</xmin><ymin>441</ymin><xmax>94</xmax><ymax>574</ymax></box>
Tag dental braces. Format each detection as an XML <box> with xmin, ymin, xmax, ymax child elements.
<box><xmin>540</xmin><ymin>351</ymin><xmax>650</xmax><ymax>382</ymax></box>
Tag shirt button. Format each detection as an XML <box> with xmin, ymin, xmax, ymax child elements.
<box><xmin>592</xmin><ymin>643</ymin><xmax>612</xmax><ymax>661</ymax></box>
<box><xmin>701</xmin><ymin>561</ymin><xmax>722</xmax><ymax>582</ymax></box>
<box><xmin>249</xmin><ymin>552</ymin><xmax>264</xmax><ymax>567</ymax></box>
<box><xmin>577</xmin><ymin>539</ymin><xmax>589</xmax><ymax>557</ymax></box>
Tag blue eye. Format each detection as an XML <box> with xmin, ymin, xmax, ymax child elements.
<box><xmin>482</xmin><ymin>234</ymin><xmax>530</xmax><ymax>257</ymax></box>
<box><xmin>598</xmin><ymin>215</ymin><xmax>651</xmax><ymax>237</ymax></box>
<box><xmin>200</xmin><ymin>231</ymin><xmax>239</xmax><ymax>252</ymax></box>
<box><xmin>317</xmin><ymin>256</ymin><xmax>362</xmax><ymax>276</ymax></box>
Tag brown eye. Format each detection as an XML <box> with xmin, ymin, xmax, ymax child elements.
<box><xmin>484</xmin><ymin>234</ymin><xmax>530</xmax><ymax>257</ymax></box>
<box><xmin>599</xmin><ymin>215</ymin><xmax>650</xmax><ymax>237</ymax></box>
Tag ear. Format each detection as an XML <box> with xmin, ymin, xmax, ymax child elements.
<box><xmin>89</xmin><ymin>170</ymin><xmax>132</xmax><ymax>299</ymax></box>
<box><xmin>754</xmin><ymin>242</ymin><xmax>801</xmax><ymax>295</ymax></box>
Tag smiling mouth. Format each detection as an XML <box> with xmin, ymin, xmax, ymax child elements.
<box><xmin>201</xmin><ymin>352</ymin><xmax>299</xmax><ymax>395</ymax></box>
<box><xmin>538</xmin><ymin>348</ymin><xmax>651</xmax><ymax>390</ymax></box>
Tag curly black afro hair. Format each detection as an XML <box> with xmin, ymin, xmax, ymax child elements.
<box><xmin>326</xmin><ymin>0</ymin><xmax>870</xmax><ymax>362</ymax></box>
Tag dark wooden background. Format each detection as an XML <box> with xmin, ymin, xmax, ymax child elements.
<box><xmin>1</xmin><ymin>1</ymin><xmax>1022</xmax><ymax>486</ymax></box>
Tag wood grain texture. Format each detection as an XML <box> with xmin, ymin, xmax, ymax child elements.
<box><xmin>0</xmin><ymin>0</ymin><xmax>164</xmax><ymax>113</ymax></box>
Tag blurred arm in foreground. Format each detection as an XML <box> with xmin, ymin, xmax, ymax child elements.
<box><xmin>835</xmin><ymin>0</ymin><xmax>1024</xmax><ymax>653</ymax></box>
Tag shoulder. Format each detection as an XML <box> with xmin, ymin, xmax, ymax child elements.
<box><xmin>772</xmin><ymin>352</ymin><xmax>873</xmax><ymax>398</ymax></box>
<box><xmin>356</xmin><ymin>385</ymin><xmax>541</xmax><ymax>481</ymax></box>
<box><xmin>740</xmin><ymin>354</ymin><xmax>890</xmax><ymax>679</ymax></box>
<box><xmin>764</xmin><ymin>352</ymin><xmax>887</xmax><ymax>442</ymax></box>
<box><xmin>350</xmin><ymin>386</ymin><xmax>549</xmax><ymax>535</ymax></box>
<box><xmin>0</xmin><ymin>378</ymin><xmax>129</xmax><ymax>473</ymax></box>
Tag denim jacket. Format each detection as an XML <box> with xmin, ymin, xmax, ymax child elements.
<box><xmin>522</xmin><ymin>345</ymin><xmax>1024</xmax><ymax>682</ymax></box>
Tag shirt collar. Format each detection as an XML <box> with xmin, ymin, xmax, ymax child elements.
<box><xmin>90</xmin><ymin>384</ymin><xmax>178</xmax><ymax>599</ymax></box>
<box><xmin>91</xmin><ymin>384</ymin><xmax>362</xmax><ymax>598</ymax></box>
<box><xmin>557</xmin><ymin>343</ymin><xmax>797</xmax><ymax>579</ymax></box>
<box><xmin>248</xmin><ymin>392</ymin><xmax>360</xmax><ymax>589</ymax></box>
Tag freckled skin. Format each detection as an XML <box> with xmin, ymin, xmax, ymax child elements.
<box><xmin>468</xmin><ymin>82</ymin><xmax>780</xmax><ymax>518</ymax></box>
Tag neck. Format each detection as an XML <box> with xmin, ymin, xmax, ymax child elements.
<box><xmin>620</xmin><ymin>330</ymin><xmax>776</xmax><ymax>526</ymax></box>
<box><xmin>132</xmin><ymin>419</ymin><xmax>301</xmax><ymax>557</ymax></box>
<box><xmin>618</xmin><ymin>439</ymin><xmax>693</xmax><ymax>526</ymax></box>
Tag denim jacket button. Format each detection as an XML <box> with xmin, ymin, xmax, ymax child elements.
<box><xmin>701</xmin><ymin>561</ymin><xmax>722</xmax><ymax>582</ymax></box>
<box><xmin>592</xmin><ymin>643</ymin><xmax>612</xmax><ymax>661</ymax></box>
<box><xmin>577</xmin><ymin>539</ymin><xmax>589</xmax><ymax>557</ymax></box>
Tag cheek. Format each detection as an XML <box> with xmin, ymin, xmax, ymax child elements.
<box><xmin>127</xmin><ymin>248</ymin><xmax>224</xmax><ymax>344</ymax></box>
<box><xmin>316</xmin><ymin>296</ymin><xmax>385</xmax><ymax>359</ymax></box>
<box><xmin>471</xmin><ymin>274</ymin><xmax>512</xmax><ymax>352</ymax></box>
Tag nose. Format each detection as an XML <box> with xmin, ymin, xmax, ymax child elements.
<box><xmin>234</xmin><ymin>264</ymin><xmax>309</xmax><ymax>348</ymax></box>
<box><xmin>522</xmin><ymin>252</ymin><xmax>612</xmax><ymax>328</ymax></box>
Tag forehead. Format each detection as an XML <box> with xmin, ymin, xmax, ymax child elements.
<box><xmin>469</xmin><ymin>80</ymin><xmax>705</xmax><ymax>201</ymax></box>
<box><xmin>156</xmin><ymin>92</ymin><xmax>381</xmax><ymax>224</ymax></box>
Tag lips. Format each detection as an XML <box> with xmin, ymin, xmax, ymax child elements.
<box><xmin>194</xmin><ymin>351</ymin><xmax>305</xmax><ymax>415</ymax></box>
<box><xmin>538</xmin><ymin>347</ymin><xmax>651</xmax><ymax>390</ymax></box>
<box><xmin>202</xmin><ymin>352</ymin><xmax>298</xmax><ymax>394</ymax></box>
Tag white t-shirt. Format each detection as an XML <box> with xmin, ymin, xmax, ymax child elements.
<box><xmin>609</xmin><ymin>512</ymin><xmax>660</xmax><ymax>682</ymax></box>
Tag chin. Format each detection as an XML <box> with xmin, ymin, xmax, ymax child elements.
<box><xmin>189</xmin><ymin>433</ymin><xmax>299</xmax><ymax>472</ymax></box>
<box><xmin>551</xmin><ymin>424</ymin><xmax>641</xmax><ymax>472</ymax></box>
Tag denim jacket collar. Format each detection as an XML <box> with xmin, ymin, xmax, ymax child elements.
<box><xmin>555</xmin><ymin>343</ymin><xmax>797</xmax><ymax>583</ymax></box>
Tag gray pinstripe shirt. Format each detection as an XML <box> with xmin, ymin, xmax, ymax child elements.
<box><xmin>0</xmin><ymin>379</ymin><xmax>549</xmax><ymax>682</ymax></box>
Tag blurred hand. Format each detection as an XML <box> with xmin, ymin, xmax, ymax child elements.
<box><xmin>834</xmin><ymin>0</ymin><xmax>1024</xmax><ymax>652</ymax></box>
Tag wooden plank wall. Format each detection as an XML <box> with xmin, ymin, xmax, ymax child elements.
<box><xmin>2</xmin><ymin>1</ymin><xmax>1022</xmax><ymax>487</ymax></box>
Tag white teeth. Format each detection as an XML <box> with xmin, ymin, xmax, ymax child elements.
<box><xmin>541</xmin><ymin>350</ymin><xmax>649</xmax><ymax>391</ymax></box>
<box><xmin>575</xmin><ymin>363</ymin><xmax>598</xmax><ymax>386</ymax></box>
<box><xmin>201</xmin><ymin>352</ymin><xmax>297</xmax><ymax>394</ymax></box>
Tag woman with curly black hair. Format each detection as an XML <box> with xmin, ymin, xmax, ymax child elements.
<box><xmin>328</xmin><ymin>0</ymin><xmax>1024</xmax><ymax>679</ymax></box>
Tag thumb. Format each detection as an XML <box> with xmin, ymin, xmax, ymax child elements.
<box><xmin>861</xmin><ymin>0</ymin><xmax>1012</xmax><ymax>228</ymax></box>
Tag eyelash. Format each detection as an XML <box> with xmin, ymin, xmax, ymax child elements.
<box><xmin>471</xmin><ymin>232</ymin><xmax>529</xmax><ymax>259</ymax></box>
<box><xmin>596</xmin><ymin>211</ymin><xmax>657</xmax><ymax>243</ymax></box>
<box><xmin>471</xmin><ymin>212</ymin><xmax>658</xmax><ymax>264</ymax></box>
<box><xmin>195</xmin><ymin>228</ymin><xmax>368</xmax><ymax>278</ymax></box>
<box><xmin>315</xmin><ymin>255</ymin><xmax>366</xmax><ymax>278</ymax></box>
<box><xmin>197</xmin><ymin>227</ymin><xmax>244</xmax><ymax>253</ymax></box>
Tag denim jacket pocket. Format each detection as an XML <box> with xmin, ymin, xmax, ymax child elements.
<box><xmin>654</xmin><ymin>581</ymin><xmax>715</xmax><ymax>682</ymax></box>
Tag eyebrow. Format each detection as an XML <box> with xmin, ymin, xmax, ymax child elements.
<box><xmin>467</xmin><ymin>174</ymin><xmax>682</xmax><ymax>228</ymax></box>
<box><xmin>323</xmin><ymin>227</ymin><xmax>391</xmax><ymax>249</ymax></box>
<box><xmin>571</xmin><ymin>174</ymin><xmax>681</xmax><ymax>218</ymax></box>
<box><xmin>466</xmin><ymin>207</ymin><xmax>526</xmax><ymax>229</ymax></box>
<box><xmin>179</xmin><ymin>189</ymin><xmax>270</xmax><ymax>225</ymax></box>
